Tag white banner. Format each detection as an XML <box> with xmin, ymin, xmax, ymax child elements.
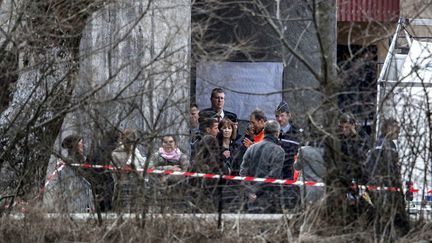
<box><xmin>196</xmin><ymin>61</ymin><xmax>283</xmax><ymax>120</ymax></box>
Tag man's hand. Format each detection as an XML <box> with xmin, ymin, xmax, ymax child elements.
<box><xmin>172</xmin><ymin>165</ymin><xmax>181</xmax><ymax>171</ymax></box>
<box><xmin>222</xmin><ymin>150</ymin><xmax>231</xmax><ymax>158</ymax></box>
<box><xmin>243</xmin><ymin>137</ymin><xmax>253</xmax><ymax>148</ymax></box>
<box><xmin>248</xmin><ymin>193</ymin><xmax>257</xmax><ymax>202</ymax></box>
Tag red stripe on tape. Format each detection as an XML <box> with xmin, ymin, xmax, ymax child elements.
<box><xmin>203</xmin><ymin>173</ymin><xmax>217</xmax><ymax>178</ymax></box>
<box><xmin>368</xmin><ymin>185</ymin><xmax>377</xmax><ymax>191</ymax></box>
<box><xmin>305</xmin><ymin>181</ymin><xmax>317</xmax><ymax>186</ymax></box>
<box><xmin>283</xmin><ymin>180</ymin><xmax>295</xmax><ymax>185</ymax></box>
<box><xmin>65</xmin><ymin>163</ymin><xmax>432</xmax><ymax>193</ymax></box>
<box><xmin>122</xmin><ymin>166</ymin><xmax>133</xmax><ymax>171</ymax></box>
<box><xmin>183</xmin><ymin>172</ymin><xmax>196</xmax><ymax>177</ymax></box>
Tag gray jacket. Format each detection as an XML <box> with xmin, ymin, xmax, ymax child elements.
<box><xmin>294</xmin><ymin>145</ymin><xmax>326</xmax><ymax>205</ymax></box>
<box><xmin>43</xmin><ymin>159</ymin><xmax>94</xmax><ymax>213</ymax></box>
<box><xmin>294</xmin><ymin>146</ymin><xmax>326</xmax><ymax>182</ymax></box>
<box><xmin>240</xmin><ymin>135</ymin><xmax>285</xmax><ymax>194</ymax></box>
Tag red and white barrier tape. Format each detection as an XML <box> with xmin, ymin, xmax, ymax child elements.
<box><xmin>69</xmin><ymin>163</ymin><xmax>325</xmax><ymax>187</ymax></box>
<box><xmin>43</xmin><ymin>161</ymin><xmax>66</xmax><ymax>190</ymax></box>
<box><xmin>65</xmin><ymin>163</ymin><xmax>432</xmax><ymax>193</ymax></box>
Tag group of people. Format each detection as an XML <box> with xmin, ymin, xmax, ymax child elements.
<box><xmin>189</xmin><ymin>88</ymin><xmax>406</xmax><ymax>215</ymax></box>
<box><xmin>44</xmin><ymin>87</ymin><xmax>406</xmax><ymax>216</ymax></box>
<box><xmin>43</xmin><ymin>129</ymin><xmax>190</xmax><ymax>213</ymax></box>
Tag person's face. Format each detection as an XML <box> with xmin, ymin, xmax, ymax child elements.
<box><xmin>340</xmin><ymin>122</ymin><xmax>354</xmax><ymax>137</ymax></box>
<box><xmin>211</xmin><ymin>92</ymin><xmax>225</xmax><ymax>111</ymax></box>
<box><xmin>190</xmin><ymin>106</ymin><xmax>199</xmax><ymax>127</ymax></box>
<box><xmin>275</xmin><ymin>112</ymin><xmax>290</xmax><ymax>127</ymax></box>
<box><xmin>221</xmin><ymin>125</ymin><xmax>233</xmax><ymax>139</ymax></box>
<box><xmin>206</xmin><ymin>123</ymin><xmax>219</xmax><ymax>137</ymax></box>
<box><xmin>246</xmin><ymin>123</ymin><xmax>254</xmax><ymax>136</ymax></box>
<box><xmin>162</xmin><ymin>136</ymin><xmax>176</xmax><ymax>152</ymax></box>
<box><xmin>389</xmin><ymin>122</ymin><xmax>400</xmax><ymax>139</ymax></box>
<box><xmin>77</xmin><ymin>139</ymin><xmax>84</xmax><ymax>155</ymax></box>
<box><xmin>250</xmin><ymin>115</ymin><xmax>265</xmax><ymax>133</ymax></box>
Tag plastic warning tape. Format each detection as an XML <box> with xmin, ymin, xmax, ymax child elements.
<box><xmin>67</xmin><ymin>163</ymin><xmax>432</xmax><ymax>193</ymax></box>
<box><xmin>43</xmin><ymin>161</ymin><xmax>66</xmax><ymax>189</ymax></box>
<box><xmin>69</xmin><ymin>163</ymin><xmax>325</xmax><ymax>187</ymax></box>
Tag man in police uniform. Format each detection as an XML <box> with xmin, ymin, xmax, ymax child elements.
<box><xmin>275</xmin><ymin>101</ymin><xmax>301</xmax><ymax>210</ymax></box>
<box><xmin>275</xmin><ymin>101</ymin><xmax>300</xmax><ymax>179</ymax></box>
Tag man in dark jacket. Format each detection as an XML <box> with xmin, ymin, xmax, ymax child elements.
<box><xmin>275</xmin><ymin>101</ymin><xmax>301</xmax><ymax>209</ymax></box>
<box><xmin>365</xmin><ymin>118</ymin><xmax>409</xmax><ymax>237</ymax></box>
<box><xmin>275</xmin><ymin>101</ymin><xmax>300</xmax><ymax>178</ymax></box>
<box><xmin>199</xmin><ymin>88</ymin><xmax>237</xmax><ymax>122</ymax></box>
<box><xmin>240</xmin><ymin>120</ymin><xmax>285</xmax><ymax>213</ymax></box>
<box><xmin>338</xmin><ymin>113</ymin><xmax>370</xmax><ymax>185</ymax></box>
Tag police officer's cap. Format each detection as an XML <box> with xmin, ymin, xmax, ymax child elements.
<box><xmin>275</xmin><ymin>101</ymin><xmax>290</xmax><ymax>114</ymax></box>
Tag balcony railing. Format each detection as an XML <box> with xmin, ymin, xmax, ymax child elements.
<box><xmin>337</xmin><ymin>0</ymin><xmax>399</xmax><ymax>22</ymax></box>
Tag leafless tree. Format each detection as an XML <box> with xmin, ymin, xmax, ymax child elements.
<box><xmin>0</xmin><ymin>0</ymin><xmax>431</xmax><ymax>241</ymax></box>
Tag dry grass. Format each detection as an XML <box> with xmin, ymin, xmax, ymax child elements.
<box><xmin>1</xmin><ymin>208</ymin><xmax>430</xmax><ymax>243</ymax></box>
<box><xmin>1</xmin><ymin>199</ymin><xmax>431</xmax><ymax>242</ymax></box>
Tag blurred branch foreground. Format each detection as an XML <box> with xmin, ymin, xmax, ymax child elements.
<box><xmin>1</xmin><ymin>0</ymin><xmax>432</xmax><ymax>242</ymax></box>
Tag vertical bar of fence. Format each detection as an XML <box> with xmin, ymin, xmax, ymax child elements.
<box><xmin>217</xmin><ymin>175</ymin><xmax>224</xmax><ymax>229</ymax></box>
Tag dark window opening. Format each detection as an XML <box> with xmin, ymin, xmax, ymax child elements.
<box><xmin>337</xmin><ymin>45</ymin><xmax>378</xmax><ymax>135</ymax></box>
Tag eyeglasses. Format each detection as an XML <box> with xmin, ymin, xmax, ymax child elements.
<box><xmin>163</xmin><ymin>140</ymin><xmax>175</xmax><ymax>144</ymax></box>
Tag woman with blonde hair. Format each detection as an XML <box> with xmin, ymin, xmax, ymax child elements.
<box><xmin>111</xmin><ymin>128</ymin><xmax>146</xmax><ymax>211</ymax></box>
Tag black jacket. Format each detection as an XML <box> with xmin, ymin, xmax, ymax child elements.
<box><xmin>279</xmin><ymin>122</ymin><xmax>300</xmax><ymax>179</ymax></box>
<box><xmin>339</xmin><ymin>132</ymin><xmax>370</xmax><ymax>185</ymax></box>
<box><xmin>365</xmin><ymin>136</ymin><xmax>401</xmax><ymax>187</ymax></box>
<box><xmin>200</xmin><ymin>107</ymin><xmax>237</xmax><ymax>122</ymax></box>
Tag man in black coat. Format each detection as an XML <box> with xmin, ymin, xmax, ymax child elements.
<box><xmin>365</xmin><ymin>118</ymin><xmax>409</xmax><ymax>238</ymax></box>
<box><xmin>275</xmin><ymin>101</ymin><xmax>301</xmax><ymax>210</ymax></box>
<box><xmin>275</xmin><ymin>101</ymin><xmax>300</xmax><ymax>179</ymax></box>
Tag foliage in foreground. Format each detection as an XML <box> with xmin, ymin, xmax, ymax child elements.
<box><xmin>1</xmin><ymin>205</ymin><xmax>431</xmax><ymax>243</ymax></box>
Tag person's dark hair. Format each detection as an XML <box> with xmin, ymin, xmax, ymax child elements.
<box><xmin>217</xmin><ymin>118</ymin><xmax>237</xmax><ymax>140</ymax></box>
<box><xmin>264</xmin><ymin>120</ymin><xmax>280</xmax><ymax>135</ymax></box>
<box><xmin>194</xmin><ymin>135</ymin><xmax>221</xmax><ymax>173</ymax></box>
<box><xmin>61</xmin><ymin>134</ymin><xmax>84</xmax><ymax>163</ymax></box>
<box><xmin>199</xmin><ymin>117</ymin><xmax>218</xmax><ymax>133</ymax></box>
<box><xmin>380</xmin><ymin>118</ymin><xmax>398</xmax><ymax>135</ymax></box>
<box><xmin>62</xmin><ymin>134</ymin><xmax>82</xmax><ymax>150</ymax></box>
<box><xmin>210</xmin><ymin>88</ymin><xmax>224</xmax><ymax>98</ymax></box>
<box><xmin>339</xmin><ymin>113</ymin><xmax>356</xmax><ymax>125</ymax></box>
<box><xmin>161</xmin><ymin>134</ymin><xmax>177</xmax><ymax>144</ymax></box>
<box><xmin>251</xmin><ymin>109</ymin><xmax>267</xmax><ymax>122</ymax></box>
<box><xmin>198</xmin><ymin>110</ymin><xmax>217</xmax><ymax>120</ymax></box>
<box><xmin>190</xmin><ymin>103</ymin><xmax>198</xmax><ymax>109</ymax></box>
